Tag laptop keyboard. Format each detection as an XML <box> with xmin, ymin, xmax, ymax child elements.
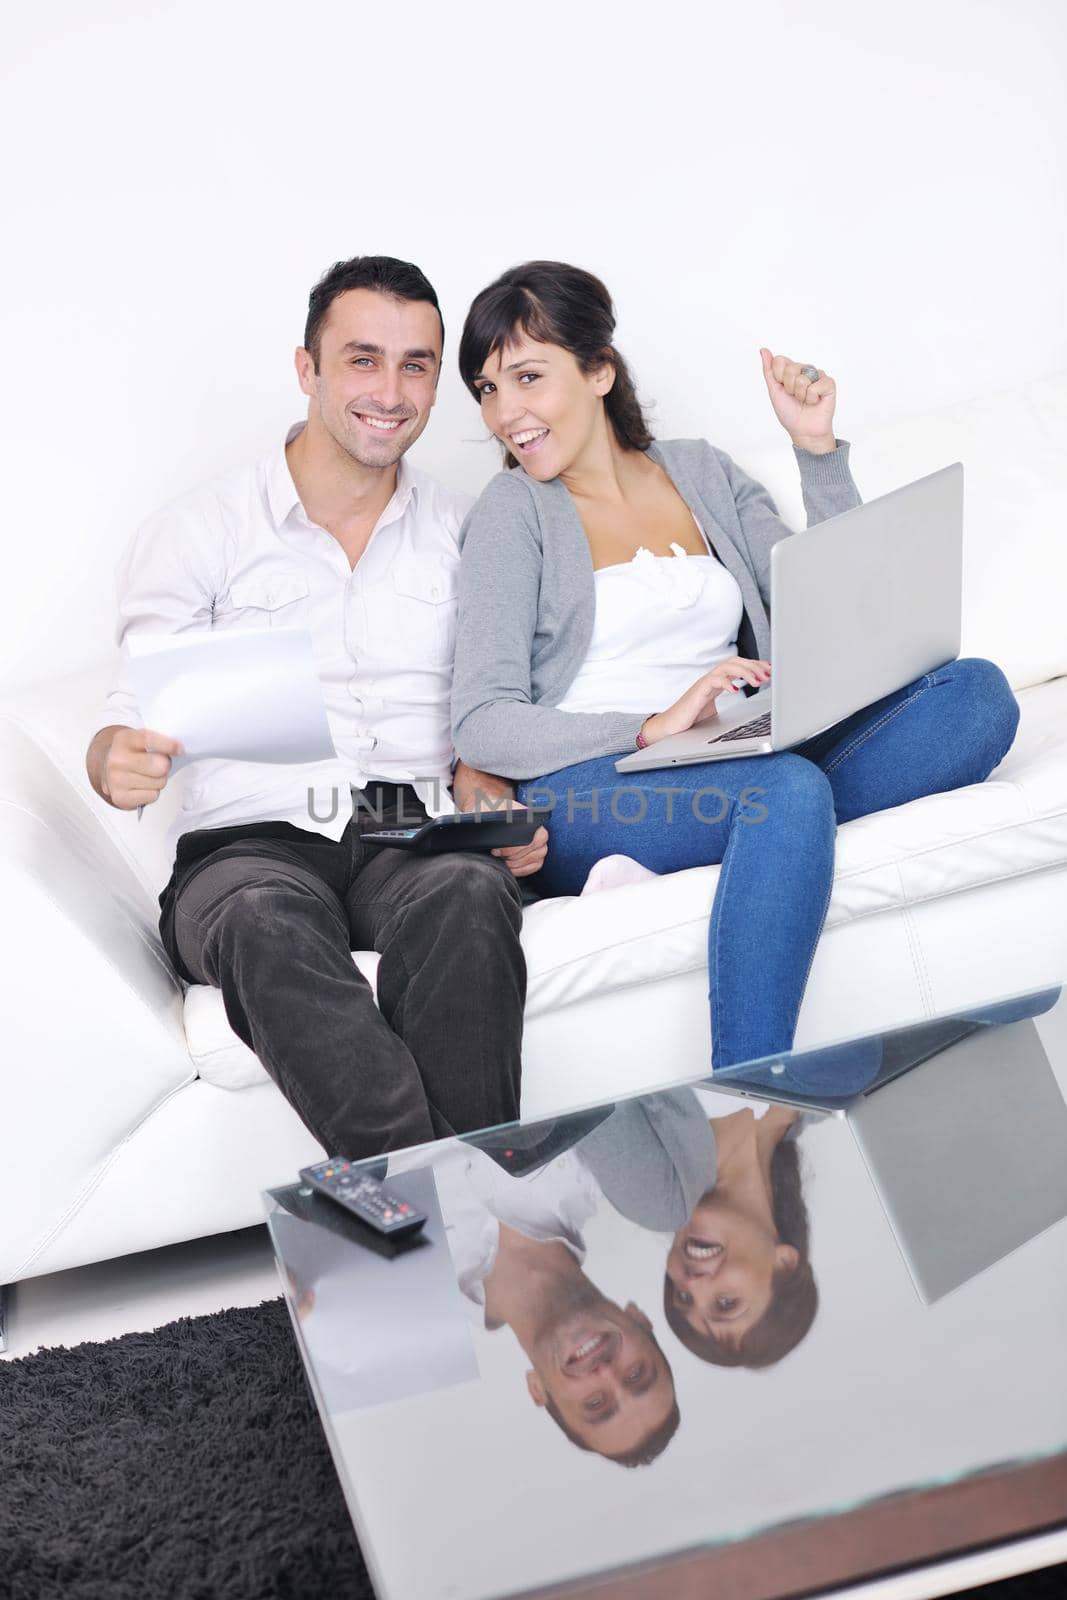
<box><xmin>707</xmin><ymin>710</ymin><xmax>773</xmax><ymax>744</ymax></box>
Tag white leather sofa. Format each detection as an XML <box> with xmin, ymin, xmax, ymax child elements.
<box><xmin>3</xmin><ymin>372</ymin><xmax>1066</xmax><ymax>1288</ymax></box>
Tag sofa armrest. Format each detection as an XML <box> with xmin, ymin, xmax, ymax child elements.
<box><xmin>0</xmin><ymin>714</ymin><xmax>194</xmax><ymax>1281</ymax></box>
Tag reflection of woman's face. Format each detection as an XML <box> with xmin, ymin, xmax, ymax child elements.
<box><xmin>472</xmin><ymin>334</ymin><xmax>612</xmax><ymax>481</ymax></box>
<box><xmin>665</xmin><ymin>1195</ymin><xmax>797</xmax><ymax>1348</ymax></box>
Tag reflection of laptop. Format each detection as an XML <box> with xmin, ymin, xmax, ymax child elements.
<box><xmin>848</xmin><ymin>1019</ymin><xmax>1067</xmax><ymax>1303</ymax></box>
<box><xmin>707</xmin><ymin>1010</ymin><xmax>986</xmax><ymax>1117</ymax></box>
<box><xmin>616</xmin><ymin>462</ymin><xmax>962</xmax><ymax>771</ymax></box>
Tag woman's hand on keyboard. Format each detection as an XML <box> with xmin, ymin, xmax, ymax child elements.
<box><xmin>639</xmin><ymin>658</ymin><xmax>772</xmax><ymax>745</ymax></box>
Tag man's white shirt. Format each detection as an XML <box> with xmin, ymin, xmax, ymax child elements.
<box><xmin>391</xmin><ymin>1141</ymin><xmax>601</xmax><ymax>1315</ymax></box>
<box><xmin>93</xmin><ymin>423</ymin><xmax>474</xmax><ymax>857</ymax></box>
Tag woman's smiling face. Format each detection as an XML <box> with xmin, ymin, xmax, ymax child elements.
<box><xmin>665</xmin><ymin>1195</ymin><xmax>799</xmax><ymax>1349</ymax></box>
<box><xmin>472</xmin><ymin>334</ymin><xmax>615</xmax><ymax>479</ymax></box>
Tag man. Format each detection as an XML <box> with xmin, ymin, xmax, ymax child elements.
<box><xmin>492</xmin><ymin>1226</ymin><xmax>679</xmax><ymax>1467</ymax></box>
<box><xmin>86</xmin><ymin>255</ymin><xmax>547</xmax><ymax>1158</ymax></box>
<box><xmin>423</xmin><ymin>1134</ymin><xmax>680</xmax><ymax>1467</ymax></box>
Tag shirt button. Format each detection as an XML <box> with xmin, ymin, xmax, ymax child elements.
<box><xmin>771</xmin><ymin>1064</ymin><xmax>786</xmax><ymax>1076</ymax></box>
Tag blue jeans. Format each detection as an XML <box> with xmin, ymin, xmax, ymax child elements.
<box><xmin>712</xmin><ymin>985</ymin><xmax>1062</xmax><ymax>1100</ymax></box>
<box><xmin>517</xmin><ymin>658</ymin><xmax>1021</xmax><ymax>1070</ymax></box>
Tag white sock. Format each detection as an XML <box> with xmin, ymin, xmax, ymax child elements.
<box><xmin>580</xmin><ymin>854</ymin><xmax>660</xmax><ymax>895</ymax></box>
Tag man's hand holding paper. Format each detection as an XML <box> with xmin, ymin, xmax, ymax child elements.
<box><xmin>101</xmin><ymin>726</ymin><xmax>183</xmax><ymax>811</ymax></box>
<box><xmin>125</xmin><ymin>627</ymin><xmax>337</xmax><ymax>774</ymax></box>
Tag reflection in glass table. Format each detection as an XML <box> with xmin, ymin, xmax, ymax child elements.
<box><xmin>265</xmin><ymin>978</ymin><xmax>1067</xmax><ymax>1600</ymax></box>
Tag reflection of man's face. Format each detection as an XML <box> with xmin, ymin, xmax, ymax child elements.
<box><xmin>525</xmin><ymin>1298</ymin><xmax>675</xmax><ymax>1459</ymax></box>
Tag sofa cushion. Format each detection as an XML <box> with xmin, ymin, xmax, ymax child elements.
<box><xmin>739</xmin><ymin>370</ymin><xmax>1067</xmax><ymax>692</ymax></box>
<box><xmin>185</xmin><ymin>676</ymin><xmax>1067</xmax><ymax>1090</ymax></box>
<box><xmin>187</xmin><ymin>951</ymin><xmax>381</xmax><ymax>1089</ymax></box>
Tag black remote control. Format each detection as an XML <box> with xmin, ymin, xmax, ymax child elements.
<box><xmin>298</xmin><ymin>1159</ymin><xmax>428</xmax><ymax>1237</ymax></box>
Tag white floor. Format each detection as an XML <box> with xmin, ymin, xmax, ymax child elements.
<box><xmin>1</xmin><ymin>1226</ymin><xmax>281</xmax><ymax>1361</ymax></box>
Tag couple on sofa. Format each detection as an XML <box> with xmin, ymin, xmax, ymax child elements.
<box><xmin>85</xmin><ymin>252</ymin><xmax>1020</xmax><ymax>1168</ymax></box>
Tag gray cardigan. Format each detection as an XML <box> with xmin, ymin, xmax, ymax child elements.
<box><xmin>577</xmin><ymin>1089</ymin><xmax>717</xmax><ymax>1231</ymax></box>
<box><xmin>451</xmin><ymin>436</ymin><xmax>862</xmax><ymax>779</ymax></box>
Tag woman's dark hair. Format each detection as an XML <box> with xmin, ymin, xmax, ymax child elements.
<box><xmin>663</xmin><ymin>1139</ymin><xmax>819</xmax><ymax>1369</ymax></box>
<box><xmin>304</xmin><ymin>255</ymin><xmax>443</xmax><ymax>372</ymax></box>
<box><xmin>458</xmin><ymin>260</ymin><xmax>653</xmax><ymax>467</ymax></box>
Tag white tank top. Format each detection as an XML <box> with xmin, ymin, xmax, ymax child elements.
<box><xmin>556</xmin><ymin>524</ymin><xmax>744</xmax><ymax>717</ymax></box>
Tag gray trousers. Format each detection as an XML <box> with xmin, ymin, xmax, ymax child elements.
<box><xmin>159</xmin><ymin>787</ymin><xmax>526</xmax><ymax>1159</ymax></box>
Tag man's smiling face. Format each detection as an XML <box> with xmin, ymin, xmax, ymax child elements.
<box><xmin>525</xmin><ymin>1299</ymin><xmax>676</xmax><ymax>1461</ymax></box>
<box><xmin>298</xmin><ymin>286</ymin><xmax>442</xmax><ymax>470</ymax></box>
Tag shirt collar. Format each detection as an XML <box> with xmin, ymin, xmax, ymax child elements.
<box><xmin>268</xmin><ymin>421</ymin><xmax>420</xmax><ymax>530</ymax></box>
<box><xmin>391</xmin><ymin>454</ymin><xmax>419</xmax><ymax>517</ymax></box>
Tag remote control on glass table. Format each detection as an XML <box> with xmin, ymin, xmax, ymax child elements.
<box><xmin>298</xmin><ymin>1159</ymin><xmax>428</xmax><ymax>1237</ymax></box>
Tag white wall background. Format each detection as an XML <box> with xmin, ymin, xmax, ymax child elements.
<box><xmin>1</xmin><ymin>0</ymin><xmax>1065</xmax><ymax>691</ymax></box>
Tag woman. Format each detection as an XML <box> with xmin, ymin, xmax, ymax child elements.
<box><xmin>451</xmin><ymin>260</ymin><xmax>1021</xmax><ymax>1070</ymax></box>
<box><xmin>573</xmin><ymin>1085</ymin><xmax>817</xmax><ymax>1369</ymax></box>
<box><xmin>664</xmin><ymin>980</ymin><xmax>1064</xmax><ymax>1366</ymax></box>
<box><xmin>663</xmin><ymin>1101</ymin><xmax>816</xmax><ymax>1369</ymax></box>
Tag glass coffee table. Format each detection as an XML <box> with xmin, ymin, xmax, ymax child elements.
<box><xmin>264</xmin><ymin>980</ymin><xmax>1067</xmax><ymax>1600</ymax></box>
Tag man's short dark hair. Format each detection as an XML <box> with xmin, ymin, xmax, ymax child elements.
<box><xmin>544</xmin><ymin>1390</ymin><xmax>681</xmax><ymax>1468</ymax></box>
<box><xmin>303</xmin><ymin>255</ymin><xmax>443</xmax><ymax>371</ymax></box>
<box><xmin>541</xmin><ymin>1331</ymin><xmax>679</xmax><ymax>1468</ymax></box>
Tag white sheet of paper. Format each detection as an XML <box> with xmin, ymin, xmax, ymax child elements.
<box><xmin>126</xmin><ymin>628</ymin><xmax>336</xmax><ymax>772</ymax></box>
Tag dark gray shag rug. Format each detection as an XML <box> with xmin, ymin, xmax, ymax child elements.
<box><xmin>0</xmin><ymin>1298</ymin><xmax>370</xmax><ymax>1600</ymax></box>
<box><xmin>0</xmin><ymin>1297</ymin><xmax>1062</xmax><ymax>1600</ymax></box>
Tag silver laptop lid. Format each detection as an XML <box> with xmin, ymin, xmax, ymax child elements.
<box><xmin>771</xmin><ymin>462</ymin><xmax>963</xmax><ymax>749</ymax></box>
<box><xmin>847</xmin><ymin>1018</ymin><xmax>1067</xmax><ymax>1304</ymax></box>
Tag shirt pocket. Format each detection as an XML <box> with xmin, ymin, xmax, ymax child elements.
<box><xmin>222</xmin><ymin>573</ymin><xmax>311</xmax><ymax>629</ymax></box>
<box><xmin>390</xmin><ymin>555</ymin><xmax>458</xmax><ymax>661</ymax></box>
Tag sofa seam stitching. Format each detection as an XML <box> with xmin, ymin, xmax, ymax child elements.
<box><xmin>0</xmin><ymin>797</ymin><xmax>182</xmax><ymax>998</ymax></box>
<box><xmin>0</xmin><ymin>710</ymin><xmax>162</xmax><ymax>901</ymax></box>
<box><xmin>829</xmin><ymin>800</ymin><xmax>1067</xmax><ymax>879</ymax></box>
<box><xmin>11</xmin><ymin>1075</ymin><xmax>197</xmax><ymax>1280</ymax></box>
<box><xmin>897</xmin><ymin>861</ymin><xmax>935</xmax><ymax>1014</ymax></box>
<box><xmin>0</xmin><ymin>813</ymin><xmax>188</xmax><ymax>1046</ymax></box>
<box><xmin>522</xmin><ymin>855</ymin><xmax>1067</xmax><ymax>989</ymax></box>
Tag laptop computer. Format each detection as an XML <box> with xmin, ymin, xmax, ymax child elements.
<box><xmin>849</xmin><ymin>1017</ymin><xmax>1067</xmax><ymax>1303</ymax></box>
<box><xmin>703</xmin><ymin>989</ymin><xmax>1067</xmax><ymax>1302</ymax></box>
<box><xmin>616</xmin><ymin>461</ymin><xmax>963</xmax><ymax>772</ymax></box>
